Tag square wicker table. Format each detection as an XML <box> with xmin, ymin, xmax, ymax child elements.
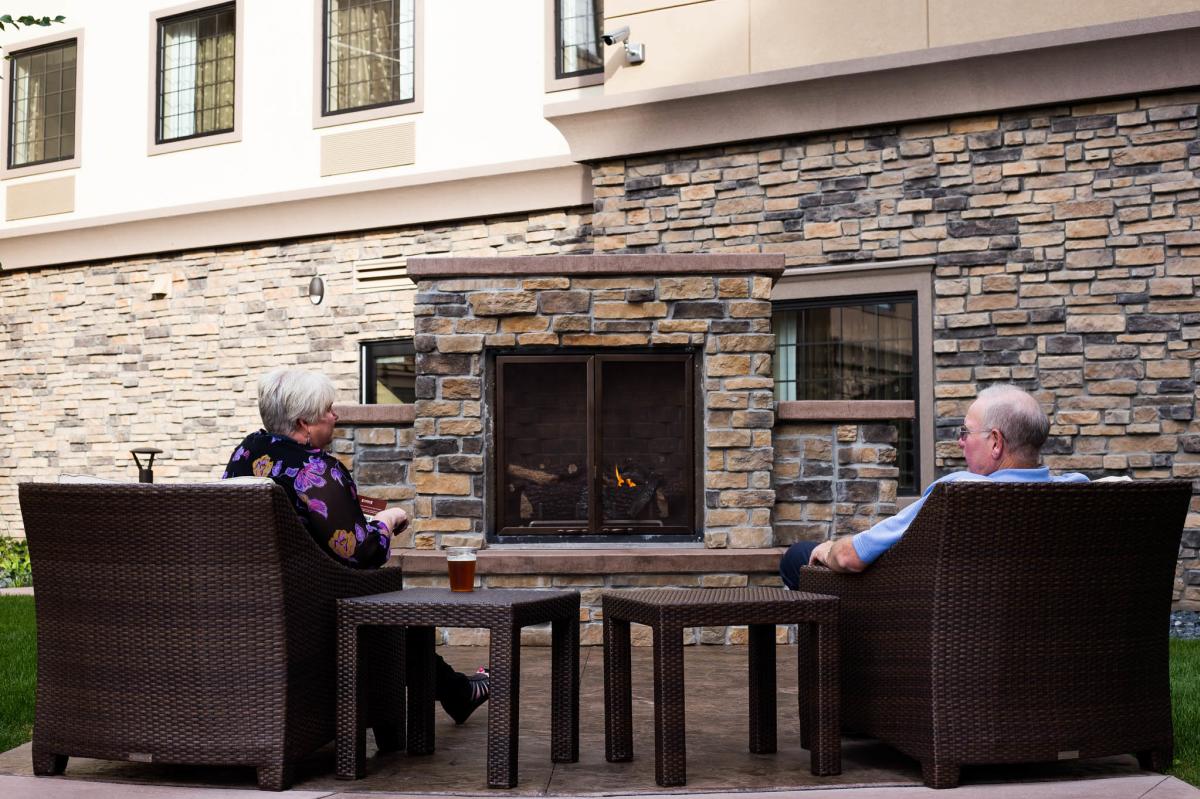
<box><xmin>336</xmin><ymin>588</ymin><xmax>581</xmax><ymax>788</ymax></box>
<box><xmin>602</xmin><ymin>587</ymin><xmax>840</xmax><ymax>787</ymax></box>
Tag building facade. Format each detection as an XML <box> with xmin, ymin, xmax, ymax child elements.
<box><xmin>2</xmin><ymin>1</ymin><xmax>1199</xmax><ymax>612</ymax></box>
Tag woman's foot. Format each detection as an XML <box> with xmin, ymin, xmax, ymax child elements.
<box><xmin>441</xmin><ymin>669</ymin><xmax>490</xmax><ymax>725</ymax></box>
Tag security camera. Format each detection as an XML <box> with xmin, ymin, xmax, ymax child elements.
<box><xmin>601</xmin><ymin>26</ymin><xmax>629</xmax><ymax>46</ymax></box>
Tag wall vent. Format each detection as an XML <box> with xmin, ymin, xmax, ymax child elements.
<box><xmin>320</xmin><ymin>122</ymin><xmax>415</xmax><ymax>177</ymax></box>
<box><xmin>354</xmin><ymin>257</ymin><xmax>414</xmax><ymax>292</ymax></box>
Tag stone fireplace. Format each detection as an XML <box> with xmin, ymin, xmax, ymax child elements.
<box><xmin>408</xmin><ymin>254</ymin><xmax>786</xmax><ymax>549</ymax></box>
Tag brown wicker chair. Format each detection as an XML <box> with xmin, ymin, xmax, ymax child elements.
<box><xmin>796</xmin><ymin>480</ymin><xmax>1191</xmax><ymax>789</ymax></box>
<box><xmin>18</xmin><ymin>481</ymin><xmax>407</xmax><ymax>791</ymax></box>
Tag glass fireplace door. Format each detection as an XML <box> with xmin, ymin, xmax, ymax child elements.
<box><xmin>496</xmin><ymin>357</ymin><xmax>590</xmax><ymax>533</ymax></box>
<box><xmin>494</xmin><ymin>352</ymin><xmax>695</xmax><ymax>539</ymax></box>
<box><xmin>598</xmin><ymin>356</ymin><xmax>693</xmax><ymax>533</ymax></box>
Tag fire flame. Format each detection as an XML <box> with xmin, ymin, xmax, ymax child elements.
<box><xmin>615</xmin><ymin>466</ymin><xmax>637</xmax><ymax>488</ymax></box>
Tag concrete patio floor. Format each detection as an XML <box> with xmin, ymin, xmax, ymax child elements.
<box><xmin>0</xmin><ymin>644</ymin><xmax>1195</xmax><ymax>798</ymax></box>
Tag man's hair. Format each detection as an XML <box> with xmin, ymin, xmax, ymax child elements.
<box><xmin>257</xmin><ymin>369</ymin><xmax>337</xmax><ymax>436</ymax></box>
<box><xmin>978</xmin><ymin>383</ymin><xmax>1050</xmax><ymax>463</ymax></box>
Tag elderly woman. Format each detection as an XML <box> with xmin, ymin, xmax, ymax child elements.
<box><xmin>223</xmin><ymin>368</ymin><xmax>488</xmax><ymax>724</ymax></box>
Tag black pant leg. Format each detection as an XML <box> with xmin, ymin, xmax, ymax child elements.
<box><xmin>779</xmin><ymin>541</ymin><xmax>820</xmax><ymax>590</ymax></box>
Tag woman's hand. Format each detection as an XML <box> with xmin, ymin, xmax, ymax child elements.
<box><xmin>377</xmin><ymin>507</ymin><xmax>409</xmax><ymax>536</ymax></box>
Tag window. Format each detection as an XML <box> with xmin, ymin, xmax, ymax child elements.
<box><xmin>556</xmin><ymin>0</ymin><xmax>602</xmax><ymax>79</ymax></box>
<box><xmin>156</xmin><ymin>3</ymin><xmax>236</xmax><ymax>144</ymax></box>
<box><xmin>7</xmin><ymin>39</ymin><xmax>77</xmax><ymax>170</ymax></box>
<box><xmin>774</xmin><ymin>294</ymin><xmax>919</xmax><ymax>493</ymax></box>
<box><xmin>323</xmin><ymin>0</ymin><xmax>415</xmax><ymax>116</ymax></box>
<box><xmin>544</xmin><ymin>0</ymin><xmax>603</xmax><ymax>91</ymax></box>
<box><xmin>362</xmin><ymin>339</ymin><xmax>415</xmax><ymax>403</ymax></box>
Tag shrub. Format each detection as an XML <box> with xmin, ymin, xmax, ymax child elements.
<box><xmin>0</xmin><ymin>537</ymin><xmax>32</xmax><ymax>589</ymax></box>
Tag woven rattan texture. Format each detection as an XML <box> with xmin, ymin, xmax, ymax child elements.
<box><xmin>19</xmin><ymin>481</ymin><xmax>406</xmax><ymax>791</ymax></box>
<box><xmin>602</xmin><ymin>587</ymin><xmax>840</xmax><ymax>786</ymax></box>
<box><xmin>336</xmin><ymin>587</ymin><xmax>580</xmax><ymax>788</ymax></box>
<box><xmin>797</xmin><ymin>480</ymin><xmax>1191</xmax><ymax>789</ymax></box>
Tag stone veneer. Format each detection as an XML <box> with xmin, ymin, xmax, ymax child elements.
<box><xmin>2</xmin><ymin>88</ymin><xmax>1198</xmax><ymax>607</ymax></box>
<box><xmin>585</xmin><ymin>92</ymin><xmax>1200</xmax><ymax>607</ymax></box>
<box><xmin>407</xmin><ymin>255</ymin><xmax>784</xmax><ymax>549</ymax></box>
<box><xmin>0</xmin><ymin>210</ymin><xmax>590</xmax><ymax>538</ymax></box>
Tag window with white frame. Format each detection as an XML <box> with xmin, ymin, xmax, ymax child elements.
<box><xmin>774</xmin><ymin>294</ymin><xmax>919</xmax><ymax>493</ymax></box>
<box><xmin>323</xmin><ymin>0</ymin><xmax>414</xmax><ymax>116</ymax></box>
<box><xmin>7</xmin><ymin>39</ymin><xmax>77</xmax><ymax>169</ymax></box>
<box><xmin>156</xmin><ymin>3</ymin><xmax>236</xmax><ymax>144</ymax></box>
<box><xmin>555</xmin><ymin>0</ymin><xmax>602</xmax><ymax>79</ymax></box>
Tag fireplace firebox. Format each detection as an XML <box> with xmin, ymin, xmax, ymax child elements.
<box><xmin>494</xmin><ymin>352</ymin><xmax>696</xmax><ymax>539</ymax></box>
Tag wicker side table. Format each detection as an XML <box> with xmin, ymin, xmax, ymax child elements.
<box><xmin>336</xmin><ymin>588</ymin><xmax>580</xmax><ymax>788</ymax></box>
<box><xmin>602</xmin><ymin>587</ymin><xmax>840</xmax><ymax>787</ymax></box>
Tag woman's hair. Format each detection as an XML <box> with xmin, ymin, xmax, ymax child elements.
<box><xmin>257</xmin><ymin>369</ymin><xmax>337</xmax><ymax>436</ymax></box>
<box><xmin>978</xmin><ymin>383</ymin><xmax>1050</xmax><ymax>463</ymax></box>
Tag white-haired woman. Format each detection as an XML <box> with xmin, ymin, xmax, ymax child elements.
<box><xmin>223</xmin><ymin>368</ymin><xmax>489</xmax><ymax>724</ymax></box>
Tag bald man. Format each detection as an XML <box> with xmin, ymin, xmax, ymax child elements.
<box><xmin>780</xmin><ymin>384</ymin><xmax>1089</xmax><ymax>588</ymax></box>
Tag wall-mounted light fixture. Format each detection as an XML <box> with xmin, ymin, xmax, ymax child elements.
<box><xmin>308</xmin><ymin>275</ymin><xmax>325</xmax><ymax>305</ymax></box>
<box><xmin>602</xmin><ymin>26</ymin><xmax>645</xmax><ymax>65</ymax></box>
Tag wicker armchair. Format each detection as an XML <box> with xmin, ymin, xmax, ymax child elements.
<box><xmin>797</xmin><ymin>480</ymin><xmax>1191</xmax><ymax>789</ymax></box>
<box><xmin>18</xmin><ymin>481</ymin><xmax>407</xmax><ymax>791</ymax></box>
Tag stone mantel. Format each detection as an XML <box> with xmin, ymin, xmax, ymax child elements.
<box><xmin>392</xmin><ymin>547</ymin><xmax>787</xmax><ymax>576</ymax></box>
<box><xmin>408</xmin><ymin>254</ymin><xmax>786</xmax><ymax>281</ymax></box>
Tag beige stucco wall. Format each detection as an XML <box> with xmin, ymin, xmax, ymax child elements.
<box><xmin>927</xmin><ymin>0</ymin><xmax>1200</xmax><ymax>46</ymax></box>
<box><xmin>751</xmin><ymin>0</ymin><xmax>927</xmax><ymax>74</ymax></box>
<box><xmin>601</xmin><ymin>0</ymin><xmax>1200</xmax><ymax>93</ymax></box>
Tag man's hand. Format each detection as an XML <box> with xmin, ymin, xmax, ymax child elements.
<box><xmin>808</xmin><ymin>540</ymin><xmax>834</xmax><ymax>567</ymax></box>
<box><xmin>808</xmin><ymin>537</ymin><xmax>868</xmax><ymax>573</ymax></box>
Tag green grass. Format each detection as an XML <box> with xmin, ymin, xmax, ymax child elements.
<box><xmin>0</xmin><ymin>596</ymin><xmax>1195</xmax><ymax>783</ymax></box>
<box><xmin>0</xmin><ymin>596</ymin><xmax>35</xmax><ymax>753</ymax></box>
<box><xmin>1171</xmin><ymin>638</ymin><xmax>1200</xmax><ymax>787</ymax></box>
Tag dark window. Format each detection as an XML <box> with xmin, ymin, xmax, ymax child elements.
<box><xmin>362</xmin><ymin>339</ymin><xmax>415</xmax><ymax>403</ymax></box>
<box><xmin>157</xmin><ymin>3</ymin><xmax>236</xmax><ymax>144</ymax></box>
<box><xmin>555</xmin><ymin>0</ymin><xmax>602</xmax><ymax>79</ymax></box>
<box><xmin>323</xmin><ymin>0</ymin><xmax>414</xmax><ymax>116</ymax></box>
<box><xmin>774</xmin><ymin>295</ymin><xmax>918</xmax><ymax>493</ymax></box>
<box><xmin>7</xmin><ymin>39</ymin><xmax>76</xmax><ymax>169</ymax></box>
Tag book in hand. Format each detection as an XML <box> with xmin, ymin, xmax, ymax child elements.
<box><xmin>358</xmin><ymin>495</ymin><xmax>388</xmax><ymax>517</ymax></box>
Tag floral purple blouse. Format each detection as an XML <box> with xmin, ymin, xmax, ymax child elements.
<box><xmin>223</xmin><ymin>430</ymin><xmax>391</xmax><ymax>569</ymax></box>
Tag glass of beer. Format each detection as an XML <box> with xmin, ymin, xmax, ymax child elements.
<box><xmin>446</xmin><ymin>547</ymin><xmax>477</xmax><ymax>592</ymax></box>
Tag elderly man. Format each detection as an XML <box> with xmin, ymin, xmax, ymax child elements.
<box><xmin>779</xmin><ymin>384</ymin><xmax>1088</xmax><ymax>588</ymax></box>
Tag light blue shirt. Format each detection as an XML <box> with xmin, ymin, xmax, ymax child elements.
<box><xmin>850</xmin><ymin>467</ymin><xmax>1090</xmax><ymax>565</ymax></box>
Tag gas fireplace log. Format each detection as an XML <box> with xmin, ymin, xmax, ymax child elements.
<box><xmin>506</xmin><ymin>463</ymin><xmax>579</xmax><ymax>486</ymax></box>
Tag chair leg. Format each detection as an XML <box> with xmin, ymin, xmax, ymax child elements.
<box><xmin>256</xmin><ymin>762</ymin><xmax>294</xmax><ymax>791</ymax></box>
<box><xmin>31</xmin><ymin>746</ymin><xmax>67</xmax><ymax>776</ymax></box>
<box><xmin>921</xmin><ymin>759</ymin><xmax>960</xmax><ymax>789</ymax></box>
<box><xmin>1137</xmin><ymin>747</ymin><xmax>1172</xmax><ymax>772</ymax></box>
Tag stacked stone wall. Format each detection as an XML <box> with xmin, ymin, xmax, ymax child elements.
<box><xmin>3</xmin><ymin>87</ymin><xmax>1199</xmax><ymax>607</ymax></box>
<box><xmin>0</xmin><ymin>210</ymin><xmax>591</xmax><ymax>538</ymax></box>
<box><xmin>773</xmin><ymin>423</ymin><xmax>899</xmax><ymax>545</ymax></box>
<box><xmin>588</xmin><ymin>91</ymin><xmax>1200</xmax><ymax>607</ymax></box>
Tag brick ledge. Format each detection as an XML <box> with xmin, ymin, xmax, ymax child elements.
<box><xmin>334</xmin><ymin>404</ymin><xmax>414</xmax><ymax>424</ymax></box>
<box><xmin>392</xmin><ymin>547</ymin><xmax>786</xmax><ymax>575</ymax></box>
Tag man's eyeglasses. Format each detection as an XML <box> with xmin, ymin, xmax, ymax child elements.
<box><xmin>957</xmin><ymin>425</ymin><xmax>995</xmax><ymax>440</ymax></box>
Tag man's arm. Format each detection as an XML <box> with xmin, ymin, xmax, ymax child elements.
<box><xmin>808</xmin><ymin>536</ymin><xmax>868</xmax><ymax>573</ymax></box>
